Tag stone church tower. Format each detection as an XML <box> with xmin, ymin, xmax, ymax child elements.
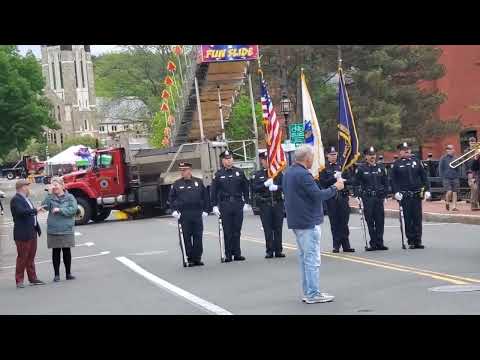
<box><xmin>41</xmin><ymin>45</ymin><xmax>98</xmax><ymax>146</ymax></box>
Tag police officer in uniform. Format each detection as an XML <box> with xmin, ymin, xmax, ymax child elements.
<box><xmin>169</xmin><ymin>162</ymin><xmax>210</xmax><ymax>266</ymax></box>
<box><xmin>211</xmin><ymin>150</ymin><xmax>250</xmax><ymax>262</ymax></box>
<box><xmin>318</xmin><ymin>146</ymin><xmax>355</xmax><ymax>253</ymax></box>
<box><xmin>252</xmin><ymin>152</ymin><xmax>286</xmax><ymax>259</ymax></box>
<box><xmin>354</xmin><ymin>146</ymin><xmax>388</xmax><ymax>251</ymax></box>
<box><xmin>390</xmin><ymin>142</ymin><xmax>431</xmax><ymax>249</ymax></box>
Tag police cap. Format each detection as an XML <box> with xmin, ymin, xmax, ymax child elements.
<box><xmin>220</xmin><ymin>150</ymin><xmax>232</xmax><ymax>159</ymax></box>
<box><xmin>259</xmin><ymin>151</ymin><xmax>268</xmax><ymax>160</ymax></box>
<box><xmin>326</xmin><ymin>146</ymin><xmax>337</xmax><ymax>155</ymax></box>
<box><xmin>363</xmin><ymin>146</ymin><xmax>376</xmax><ymax>155</ymax></box>
<box><xmin>397</xmin><ymin>142</ymin><xmax>410</xmax><ymax>150</ymax></box>
<box><xmin>178</xmin><ymin>162</ymin><xmax>192</xmax><ymax>170</ymax></box>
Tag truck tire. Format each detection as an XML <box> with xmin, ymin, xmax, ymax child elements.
<box><xmin>6</xmin><ymin>172</ymin><xmax>15</xmax><ymax>180</ymax></box>
<box><xmin>93</xmin><ymin>208</ymin><xmax>111</xmax><ymax>223</ymax></box>
<box><xmin>75</xmin><ymin>197</ymin><xmax>92</xmax><ymax>226</ymax></box>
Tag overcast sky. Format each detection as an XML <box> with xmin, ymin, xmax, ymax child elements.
<box><xmin>17</xmin><ymin>45</ymin><xmax>121</xmax><ymax>58</ymax></box>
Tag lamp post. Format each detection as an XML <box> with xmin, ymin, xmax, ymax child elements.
<box><xmin>280</xmin><ymin>91</ymin><xmax>293</xmax><ymax>164</ymax></box>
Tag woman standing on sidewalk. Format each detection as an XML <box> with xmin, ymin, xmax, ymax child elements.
<box><xmin>42</xmin><ymin>177</ymin><xmax>78</xmax><ymax>282</ymax></box>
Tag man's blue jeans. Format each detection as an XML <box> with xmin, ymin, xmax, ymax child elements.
<box><xmin>293</xmin><ymin>225</ymin><xmax>322</xmax><ymax>299</ymax></box>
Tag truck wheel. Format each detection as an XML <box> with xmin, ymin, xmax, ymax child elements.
<box><xmin>6</xmin><ymin>172</ymin><xmax>14</xmax><ymax>180</ymax></box>
<box><xmin>75</xmin><ymin>197</ymin><xmax>92</xmax><ymax>226</ymax></box>
<box><xmin>93</xmin><ymin>208</ymin><xmax>111</xmax><ymax>223</ymax></box>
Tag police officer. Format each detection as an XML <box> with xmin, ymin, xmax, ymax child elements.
<box><xmin>390</xmin><ymin>142</ymin><xmax>431</xmax><ymax>249</ymax></box>
<box><xmin>211</xmin><ymin>150</ymin><xmax>250</xmax><ymax>262</ymax></box>
<box><xmin>318</xmin><ymin>146</ymin><xmax>355</xmax><ymax>253</ymax></box>
<box><xmin>252</xmin><ymin>152</ymin><xmax>286</xmax><ymax>259</ymax></box>
<box><xmin>354</xmin><ymin>146</ymin><xmax>388</xmax><ymax>251</ymax></box>
<box><xmin>169</xmin><ymin>162</ymin><xmax>209</xmax><ymax>266</ymax></box>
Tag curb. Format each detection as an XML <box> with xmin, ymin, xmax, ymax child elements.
<box><xmin>350</xmin><ymin>207</ymin><xmax>480</xmax><ymax>225</ymax></box>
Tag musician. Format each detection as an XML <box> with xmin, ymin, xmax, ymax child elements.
<box><xmin>466</xmin><ymin>137</ymin><xmax>479</xmax><ymax>210</ymax></box>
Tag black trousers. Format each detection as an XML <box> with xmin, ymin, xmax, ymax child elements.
<box><xmin>362</xmin><ymin>196</ymin><xmax>385</xmax><ymax>248</ymax></box>
<box><xmin>180</xmin><ymin>211</ymin><xmax>203</xmax><ymax>261</ymax></box>
<box><xmin>326</xmin><ymin>194</ymin><xmax>351</xmax><ymax>250</ymax></box>
<box><xmin>219</xmin><ymin>200</ymin><xmax>244</xmax><ymax>258</ymax></box>
<box><xmin>400</xmin><ymin>196</ymin><xmax>423</xmax><ymax>245</ymax></box>
<box><xmin>258</xmin><ymin>200</ymin><xmax>284</xmax><ymax>255</ymax></box>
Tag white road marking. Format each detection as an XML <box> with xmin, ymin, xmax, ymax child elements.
<box><xmin>129</xmin><ymin>250</ymin><xmax>168</xmax><ymax>256</ymax></box>
<box><xmin>77</xmin><ymin>242</ymin><xmax>94</xmax><ymax>247</ymax></box>
<box><xmin>116</xmin><ymin>256</ymin><xmax>232</xmax><ymax>315</ymax></box>
<box><xmin>0</xmin><ymin>251</ymin><xmax>110</xmax><ymax>269</ymax></box>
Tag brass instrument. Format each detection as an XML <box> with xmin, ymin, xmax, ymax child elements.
<box><xmin>449</xmin><ymin>143</ymin><xmax>480</xmax><ymax>168</ymax></box>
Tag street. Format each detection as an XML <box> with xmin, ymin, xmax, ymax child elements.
<box><xmin>1</xmin><ymin>180</ymin><xmax>480</xmax><ymax>315</ymax></box>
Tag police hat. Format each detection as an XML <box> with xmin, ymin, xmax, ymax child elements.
<box><xmin>178</xmin><ymin>162</ymin><xmax>192</xmax><ymax>170</ymax></box>
<box><xmin>326</xmin><ymin>146</ymin><xmax>337</xmax><ymax>155</ymax></box>
<box><xmin>363</xmin><ymin>146</ymin><xmax>376</xmax><ymax>155</ymax></box>
<box><xmin>220</xmin><ymin>150</ymin><xmax>232</xmax><ymax>159</ymax></box>
<box><xmin>259</xmin><ymin>151</ymin><xmax>268</xmax><ymax>160</ymax></box>
<box><xmin>397</xmin><ymin>142</ymin><xmax>410</xmax><ymax>150</ymax></box>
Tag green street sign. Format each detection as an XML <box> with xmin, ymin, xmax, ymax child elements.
<box><xmin>289</xmin><ymin>123</ymin><xmax>304</xmax><ymax>145</ymax></box>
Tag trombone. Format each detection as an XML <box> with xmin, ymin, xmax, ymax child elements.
<box><xmin>449</xmin><ymin>143</ymin><xmax>480</xmax><ymax>168</ymax></box>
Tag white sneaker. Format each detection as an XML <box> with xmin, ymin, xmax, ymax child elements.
<box><xmin>305</xmin><ymin>293</ymin><xmax>335</xmax><ymax>304</ymax></box>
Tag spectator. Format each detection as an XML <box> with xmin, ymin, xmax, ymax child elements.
<box><xmin>42</xmin><ymin>177</ymin><xmax>78</xmax><ymax>282</ymax></box>
<box><xmin>439</xmin><ymin>145</ymin><xmax>460</xmax><ymax>211</ymax></box>
<box><xmin>10</xmin><ymin>179</ymin><xmax>46</xmax><ymax>288</ymax></box>
<box><xmin>466</xmin><ymin>137</ymin><xmax>479</xmax><ymax>210</ymax></box>
<box><xmin>282</xmin><ymin>145</ymin><xmax>344</xmax><ymax>304</ymax></box>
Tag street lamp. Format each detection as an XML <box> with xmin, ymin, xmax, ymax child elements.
<box><xmin>280</xmin><ymin>91</ymin><xmax>293</xmax><ymax>164</ymax></box>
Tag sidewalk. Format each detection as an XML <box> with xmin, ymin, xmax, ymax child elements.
<box><xmin>349</xmin><ymin>198</ymin><xmax>480</xmax><ymax>225</ymax></box>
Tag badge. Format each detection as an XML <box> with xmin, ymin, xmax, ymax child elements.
<box><xmin>236</xmin><ymin>171</ymin><xmax>240</xmax><ymax>176</ymax></box>
<box><xmin>179</xmin><ymin>186</ymin><xmax>185</xmax><ymax>189</ymax></box>
<box><xmin>220</xmin><ymin>176</ymin><xmax>226</xmax><ymax>179</ymax></box>
<box><xmin>260</xmin><ymin>176</ymin><xmax>264</xmax><ymax>179</ymax></box>
<box><xmin>187</xmin><ymin>186</ymin><xmax>191</xmax><ymax>189</ymax></box>
<box><xmin>195</xmin><ymin>182</ymin><xmax>199</xmax><ymax>187</ymax></box>
<box><xmin>413</xmin><ymin>161</ymin><xmax>417</xmax><ymax>167</ymax></box>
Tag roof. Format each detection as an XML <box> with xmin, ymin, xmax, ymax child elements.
<box><xmin>96</xmin><ymin>97</ymin><xmax>150</xmax><ymax>125</ymax></box>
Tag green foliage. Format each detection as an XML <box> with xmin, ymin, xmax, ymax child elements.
<box><xmin>259</xmin><ymin>45</ymin><xmax>455</xmax><ymax>151</ymax></box>
<box><xmin>149</xmin><ymin>112</ymin><xmax>168</xmax><ymax>148</ymax></box>
<box><xmin>62</xmin><ymin>135</ymin><xmax>98</xmax><ymax>149</ymax></box>
<box><xmin>24</xmin><ymin>139</ymin><xmax>61</xmax><ymax>161</ymax></box>
<box><xmin>0</xmin><ymin>46</ymin><xmax>57</xmax><ymax>156</ymax></box>
<box><xmin>226</xmin><ymin>92</ymin><xmax>263</xmax><ymax>141</ymax></box>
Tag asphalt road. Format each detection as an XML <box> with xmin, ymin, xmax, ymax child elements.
<box><xmin>1</xmin><ymin>179</ymin><xmax>480</xmax><ymax>314</ymax></box>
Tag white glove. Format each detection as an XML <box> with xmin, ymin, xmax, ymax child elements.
<box><xmin>334</xmin><ymin>171</ymin><xmax>343</xmax><ymax>180</ymax></box>
<box><xmin>425</xmin><ymin>191</ymin><xmax>431</xmax><ymax>200</ymax></box>
<box><xmin>202</xmin><ymin>212</ymin><xmax>208</xmax><ymax>218</ymax></box>
<box><xmin>269</xmin><ymin>184</ymin><xmax>278</xmax><ymax>192</ymax></box>
<box><xmin>243</xmin><ymin>204</ymin><xmax>252</xmax><ymax>212</ymax></box>
<box><xmin>172</xmin><ymin>211</ymin><xmax>181</xmax><ymax>220</ymax></box>
<box><xmin>212</xmin><ymin>206</ymin><xmax>221</xmax><ymax>217</ymax></box>
<box><xmin>264</xmin><ymin>178</ymin><xmax>274</xmax><ymax>187</ymax></box>
<box><xmin>394</xmin><ymin>192</ymin><xmax>403</xmax><ymax>201</ymax></box>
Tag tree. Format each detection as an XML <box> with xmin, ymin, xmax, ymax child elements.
<box><xmin>259</xmin><ymin>45</ymin><xmax>456</xmax><ymax>151</ymax></box>
<box><xmin>0</xmin><ymin>46</ymin><xmax>57</xmax><ymax>156</ymax></box>
<box><xmin>24</xmin><ymin>139</ymin><xmax>61</xmax><ymax>160</ymax></box>
<box><xmin>226</xmin><ymin>92</ymin><xmax>263</xmax><ymax>141</ymax></box>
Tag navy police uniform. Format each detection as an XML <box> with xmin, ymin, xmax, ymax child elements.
<box><xmin>318</xmin><ymin>146</ymin><xmax>355</xmax><ymax>253</ymax></box>
<box><xmin>390</xmin><ymin>142</ymin><xmax>430</xmax><ymax>249</ymax></box>
<box><xmin>211</xmin><ymin>150</ymin><xmax>250</xmax><ymax>262</ymax></box>
<box><xmin>168</xmin><ymin>162</ymin><xmax>210</xmax><ymax>266</ymax></box>
<box><xmin>354</xmin><ymin>146</ymin><xmax>388</xmax><ymax>251</ymax></box>
<box><xmin>252</xmin><ymin>152</ymin><xmax>285</xmax><ymax>259</ymax></box>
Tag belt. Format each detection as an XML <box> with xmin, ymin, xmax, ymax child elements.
<box><xmin>362</xmin><ymin>190</ymin><xmax>385</xmax><ymax>198</ymax></box>
<box><xmin>220</xmin><ymin>195</ymin><xmax>243</xmax><ymax>202</ymax></box>
<box><xmin>401</xmin><ymin>190</ymin><xmax>421</xmax><ymax>198</ymax></box>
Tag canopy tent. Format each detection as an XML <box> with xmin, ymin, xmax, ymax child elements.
<box><xmin>45</xmin><ymin>145</ymin><xmax>94</xmax><ymax>176</ymax></box>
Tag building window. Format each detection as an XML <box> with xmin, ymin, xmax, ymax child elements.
<box><xmin>57</xmin><ymin>106</ymin><xmax>61</xmax><ymax>122</ymax></box>
<box><xmin>112</xmin><ymin>125</ymin><xmax>117</xmax><ymax>132</ymax></box>
<box><xmin>53</xmin><ymin>133</ymin><xmax>57</xmax><ymax>143</ymax></box>
<box><xmin>60</xmin><ymin>133</ymin><xmax>64</xmax><ymax>145</ymax></box>
<box><xmin>84</xmin><ymin>119</ymin><xmax>88</xmax><ymax>130</ymax></box>
<box><xmin>51</xmin><ymin>61</ymin><xmax>56</xmax><ymax>89</ymax></box>
<box><xmin>80</xmin><ymin>60</ymin><xmax>85</xmax><ymax>88</ymax></box>
<box><xmin>74</xmin><ymin>60</ymin><xmax>78</xmax><ymax>88</ymax></box>
<box><xmin>59</xmin><ymin>61</ymin><xmax>64</xmax><ymax>89</ymax></box>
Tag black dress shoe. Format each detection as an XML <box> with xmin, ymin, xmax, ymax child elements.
<box><xmin>275</xmin><ymin>253</ymin><xmax>286</xmax><ymax>258</ymax></box>
<box><xmin>66</xmin><ymin>274</ymin><xmax>76</xmax><ymax>280</ymax></box>
<box><xmin>224</xmin><ymin>257</ymin><xmax>232</xmax><ymax>263</ymax></box>
<box><xmin>188</xmin><ymin>261</ymin><xmax>196</xmax><ymax>267</ymax></box>
<box><xmin>343</xmin><ymin>248</ymin><xmax>355</xmax><ymax>253</ymax></box>
<box><xmin>233</xmin><ymin>256</ymin><xmax>246</xmax><ymax>261</ymax></box>
<box><xmin>265</xmin><ymin>253</ymin><xmax>274</xmax><ymax>259</ymax></box>
<box><xmin>332</xmin><ymin>249</ymin><xmax>340</xmax><ymax>253</ymax></box>
<box><xmin>377</xmin><ymin>245</ymin><xmax>389</xmax><ymax>250</ymax></box>
<box><xmin>413</xmin><ymin>244</ymin><xmax>425</xmax><ymax>249</ymax></box>
<box><xmin>365</xmin><ymin>247</ymin><xmax>378</xmax><ymax>251</ymax></box>
<box><xmin>194</xmin><ymin>260</ymin><xmax>204</xmax><ymax>266</ymax></box>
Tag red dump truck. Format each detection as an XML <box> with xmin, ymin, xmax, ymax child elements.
<box><xmin>1</xmin><ymin>155</ymin><xmax>45</xmax><ymax>180</ymax></box>
<box><xmin>63</xmin><ymin>141</ymin><xmax>227</xmax><ymax>225</ymax></box>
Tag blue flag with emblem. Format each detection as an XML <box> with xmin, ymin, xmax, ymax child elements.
<box><xmin>337</xmin><ymin>67</ymin><xmax>360</xmax><ymax>171</ymax></box>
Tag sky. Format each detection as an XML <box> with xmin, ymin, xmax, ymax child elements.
<box><xmin>17</xmin><ymin>45</ymin><xmax>121</xmax><ymax>58</ymax></box>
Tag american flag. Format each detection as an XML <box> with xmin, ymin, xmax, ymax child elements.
<box><xmin>260</xmin><ymin>76</ymin><xmax>286</xmax><ymax>178</ymax></box>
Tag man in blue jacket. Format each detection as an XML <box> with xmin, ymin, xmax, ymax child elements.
<box><xmin>439</xmin><ymin>145</ymin><xmax>460</xmax><ymax>211</ymax></box>
<box><xmin>283</xmin><ymin>145</ymin><xmax>344</xmax><ymax>304</ymax></box>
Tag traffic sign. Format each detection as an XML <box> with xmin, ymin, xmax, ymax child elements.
<box><xmin>289</xmin><ymin>123</ymin><xmax>304</xmax><ymax>145</ymax></box>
